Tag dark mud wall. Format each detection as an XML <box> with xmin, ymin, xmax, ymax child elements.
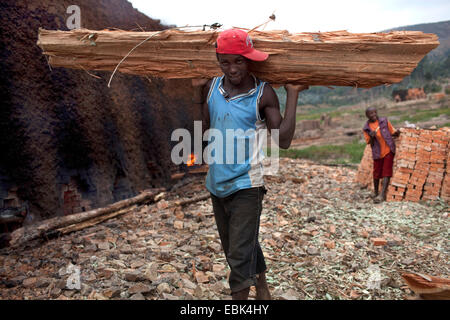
<box><xmin>0</xmin><ymin>0</ymin><xmax>200</xmax><ymax>222</ymax></box>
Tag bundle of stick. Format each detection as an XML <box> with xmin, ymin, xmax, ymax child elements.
<box><xmin>37</xmin><ymin>28</ymin><xmax>439</xmax><ymax>88</ymax></box>
<box><xmin>7</xmin><ymin>189</ymin><xmax>165</xmax><ymax>249</ymax></box>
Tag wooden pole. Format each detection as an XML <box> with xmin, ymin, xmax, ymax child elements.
<box><xmin>9</xmin><ymin>188</ymin><xmax>165</xmax><ymax>248</ymax></box>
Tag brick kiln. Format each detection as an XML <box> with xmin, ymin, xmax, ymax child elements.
<box><xmin>0</xmin><ymin>0</ymin><xmax>200</xmax><ymax>231</ymax></box>
<box><xmin>355</xmin><ymin>127</ymin><xmax>450</xmax><ymax>202</ymax></box>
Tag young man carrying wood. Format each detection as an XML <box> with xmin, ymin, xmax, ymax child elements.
<box><xmin>192</xmin><ymin>29</ymin><xmax>308</xmax><ymax>300</ymax></box>
<box><xmin>363</xmin><ymin>107</ymin><xmax>400</xmax><ymax>203</ymax></box>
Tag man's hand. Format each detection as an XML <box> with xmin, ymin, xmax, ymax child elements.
<box><xmin>367</xmin><ymin>130</ymin><xmax>377</xmax><ymax>146</ymax></box>
<box><xmin>284</xmin><ymin>84</ymin><xmax>309</xmax><ymax>94</ymax></box>
<box><xmin>191</xmin><ymin>78</ymin><xmax>212</xmax><ymax>132</ymax></box>
<box><xmin>191</xmin><ymin>78</ymin><xmax>210</xmax><ymax>104</ymax></box>
<box><xmin>191</xmin><ymin>78</ymin><xmax>209</xmax><ymax>87</ymax></box>
<box><xmin>392</xmin><ymin>129</ymin><xmax>401</xmax><ymax>137</ymax></box>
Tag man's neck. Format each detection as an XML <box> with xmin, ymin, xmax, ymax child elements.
<box><xmin>223</xmin><ymin>74</ymin><xmax>254</xmax><ymax>96</ymax></box>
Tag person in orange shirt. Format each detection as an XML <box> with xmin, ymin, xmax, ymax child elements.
<box><xmin>363</xmin><ymin>107</ymin><xmax>400</xmax><ymax>203</ymax></box>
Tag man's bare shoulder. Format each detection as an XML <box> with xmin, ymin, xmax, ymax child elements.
<box><xmin>201</xmin><ymin>79</ymin><xmax>214</xmax><ymax>99</ymax></box>
<box><xmin>260</xmin><ymin>83</ymin><xmax>278</xmax><ymax>108</ymax></box>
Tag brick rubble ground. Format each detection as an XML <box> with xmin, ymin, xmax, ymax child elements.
<box><xmin>0</xmin><ymin>158</ymin><xmax>448</xmax><ymax>300</ymax></box>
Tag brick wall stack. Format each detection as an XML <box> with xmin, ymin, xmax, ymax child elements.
<box><xmin>387</xmin><ymin>131</ymin><xmax>415</xmax><ymax>201</ymax></box>
<box><xmin>62</xmin><ymin>178</ymin><xmax>92</xmax><ymax>215</ymax></box>
<box><xmin>355</xmin><ymin>144</ymin><xmax>374</xmax><ymax>189</ymax></box>
<box><xmin>422</xmin><ymin>129</ymin><xmax>448</xmax><ymax>201</ymax></box>
<box><xmin>386</xmin><ymin>127</ymin><xmax>449</xmax><ymax>202</ymax></box>
<box><xmin>355</xmin><ymin>127</ymin><xmax>450</xmax><ymax>203</ymax></box>
<box><xmin>439</xmin><ymin>128</ymin><xmax>450</xmax><ymax>202</ymax></box>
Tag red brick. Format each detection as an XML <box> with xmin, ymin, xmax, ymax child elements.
<box><xmin>324</xmin><ymin>240</ymin><xmax>335</xmax><ymax>249</ymax></box>
<box><xmin>407</xmin><ymin>183</ymin><xmax>423</xmax><ymax>190</ymax></box>
<box><xmin>404</xmin><ymin>196</ymin><xmax>421</xmax><ymax>202</ymax></box>
<box><xmin>405</xmin><ymin>189</ymin><xmax>422</xmax><ymax>195</ymax></box>
<box><xmin>426</xmin><ymin>177</ymin><xmax>442</xmax><ymax>184</ymax></box>
<box><xmin>391</xmin><ymin>182</ymin><xmax>407</xmax><ymax>188</ymax></box>
<box><xmin>389</xmin><ymin>191</ymin><xmax>405</xmax><ymax>197</ymax></box>
<box><xmin>422</xmin><ymin>195</ymin><xmax>439</xmax><ymax>201</ymax></box>
<box><xmin>432</xmin><ymin>139</ymin><xmax>447</xmax><ymax>145</ymax></box>
<box><xmin>399</xmin><ymin>167</ymin><xmax>414</xmax><ymax>174</ymax></box>
<box><xmin>406</xmin><ymin>191</ymin><xmax>422</xmax><ymax>198</ymax></box>
<box><xmin>415</xmin><ymin>163</ymin><xmax>430</xmax><ymax>170</ymax></box>
<box><xmin>413</xmin><ymin>176</ymin><xmax>428</xmax><ymax>183</ymax></box>
<box><xmin>371</xmin><ymin>238</ymin><xmax>387</xmax><ymax>246</ymax></box>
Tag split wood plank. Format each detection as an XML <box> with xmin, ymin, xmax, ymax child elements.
<box><xmin>37</xmin><ymin>28</ymin><xmax>439</xmax><ymax>88</ymax></box>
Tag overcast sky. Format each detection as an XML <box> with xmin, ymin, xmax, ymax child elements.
<box><xmin>129</xmin><ymin>0</ymin><xmax>449</xmax><ymax>33</ymax></box>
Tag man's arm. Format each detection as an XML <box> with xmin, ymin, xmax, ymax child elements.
<box><xmin>363</xmin><ymin>131</ymin><xmax>371</xmax><ymax>144</ymax></box>
<box><xmin>388</xmin><ymin>121</ymin><xmax>400</xmax><ymax>137</ymax></box>
<box><xmin>191</xmin><ymin>79</ymin><xmax>211</xmax><ymax>132</ymax></box>
<box><xmin>260</xmin><ymin>84</ymin><xmax>308</xmax><ymax>149</ymax></box>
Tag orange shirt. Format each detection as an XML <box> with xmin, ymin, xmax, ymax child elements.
<box><xmin>363</xmin><ymin>120</ymin><xmax>396</xmax><ymax>158</ymax></box>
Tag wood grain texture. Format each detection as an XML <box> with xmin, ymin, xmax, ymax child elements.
<box><xmin>37</xmin><ymin>28</ymin><xmax>439</xmax><ymax>88</ymax></box>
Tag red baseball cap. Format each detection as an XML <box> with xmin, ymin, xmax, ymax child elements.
<box><xmin>216</xmin><ymin>29</ymin><xmax>269</xmax><ymax>61</ymax></box>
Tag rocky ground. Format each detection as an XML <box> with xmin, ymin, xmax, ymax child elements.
<box><xmin>0</xmin><ymin>158</ymin><xmax>448</xmax><ymax>300</ymax></box>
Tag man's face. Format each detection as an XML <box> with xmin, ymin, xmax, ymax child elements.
<box><xmin>217</xmin><ymin>54</ymin><xmax>250</xmax><ymax>86</ymax></box>
<box><xmin>366</xmin><ymin>109</ymin><xmax>378</xmax><ymax>122</ymax></box>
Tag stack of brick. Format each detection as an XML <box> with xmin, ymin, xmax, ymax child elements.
<box><xmin>422</xmin><ymin>129</ymin><xmax>447</xmax><ymax>201</ymax></box>
<box><xmin>439</xmin><ymin>127</ymin><xmax>450</xmax><ymax>202</ymax></box>
<box><xmin>387</xmin><ymin>130</ymin><xmax>416</xmax><ymax>201</ymax></box>
<box><xmin>355</xmin><ymin>144</ymin><xmax>374</xmax><ymax>189</ymax></box>
<box><xmin>355</xmin><ymin>127</ymin><xmax>450</xmax><ymax>203</ymax></box>
<box><xmin>388</xmin><ymin>127</ymin><xmax>449</xmax><ymax>202</ymax></box>
<box><xmin>62</xmin><ymin>178</ymin><xmax>92</xmax><ymax>215</ymax></box>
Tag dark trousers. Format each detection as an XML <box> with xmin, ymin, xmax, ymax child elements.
<box><xmin>210</xmin><ymin>186</ymin><xmax>267</xmax><ymax>293</ymax></box>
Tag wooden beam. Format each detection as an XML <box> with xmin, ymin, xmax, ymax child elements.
<box><xmin>37</xmin><ymin>28</ymin><xmax>439</xmax><ymax>88</ymax></box>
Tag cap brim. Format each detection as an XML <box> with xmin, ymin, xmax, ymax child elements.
<box><xmin>242</xmin><ymin>49</ymin><xmax>269</xmax><ymax>62</ymax></box>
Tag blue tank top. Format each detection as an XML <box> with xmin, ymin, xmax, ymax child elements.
<box><xmin>205</xmin><ymin>75</ymin><xmax>267</xmax><ymax>198</ymax></box>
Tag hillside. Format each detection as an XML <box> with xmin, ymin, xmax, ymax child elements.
<box><xmin>385</xmin><ymin>20</ymin><xmax>450</xmax><ymax>60</ymax></box>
